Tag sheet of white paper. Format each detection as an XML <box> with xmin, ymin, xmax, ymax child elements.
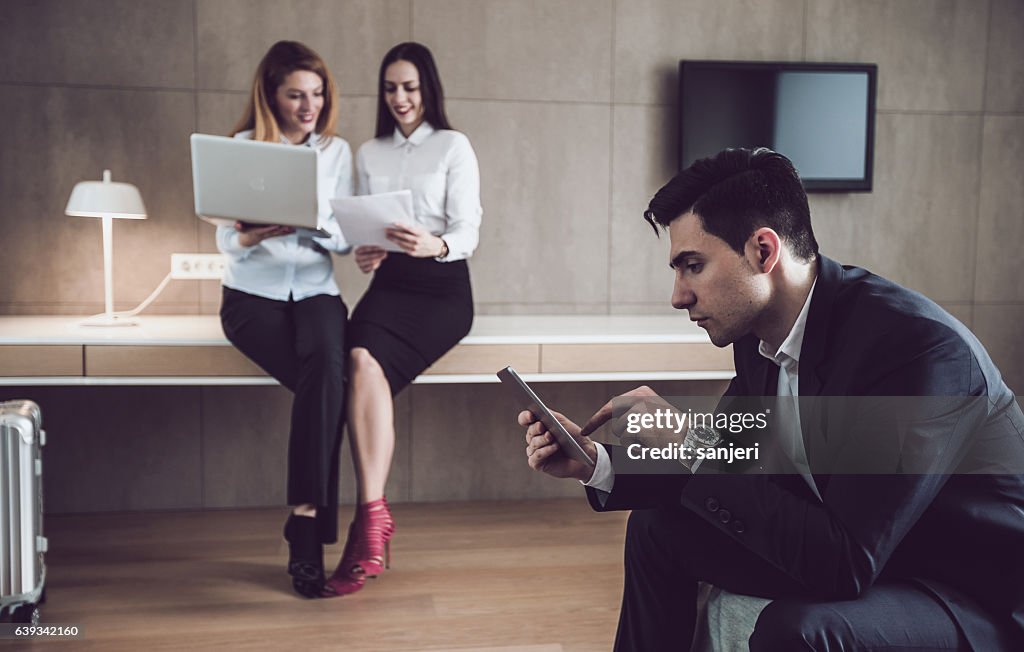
<box><xmin>330</xmin><ymin>190</ymin><xmax>415</xmax><ymax>252</ymax></box>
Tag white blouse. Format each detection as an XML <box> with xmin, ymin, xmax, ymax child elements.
<box><xmin>216</xmin><ymin>130</ymin><xmax>353</xmax><ymax>301</ymax></box>
<box><xmin>356</xmin><ymin>122</ymin><xmax>482</xmax><ymax>262</ymax></box>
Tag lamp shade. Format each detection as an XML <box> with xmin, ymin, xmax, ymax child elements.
<box><xmin>65</xmin><ymin>169</ymin><xmax>147</xmax><ymax>219</ymax></box>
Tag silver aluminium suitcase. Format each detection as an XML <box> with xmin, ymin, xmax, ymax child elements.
<box><xmin>0</xmin><ymin>400</ymin><xmax>46</xmax><ymax>625</ymax></box>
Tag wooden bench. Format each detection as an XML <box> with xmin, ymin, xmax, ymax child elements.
<box><xmin>0</xmin><ymin>315</ymin><xmax>734</xmax><ymax>385</ymax></box>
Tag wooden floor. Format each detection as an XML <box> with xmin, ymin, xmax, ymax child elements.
<box><xmin>14</xmin><ymin>499</ymin><xmax>629</xmax><ymax>651</ymax></box>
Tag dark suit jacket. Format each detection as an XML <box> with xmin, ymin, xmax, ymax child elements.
<box><xmin>588</xmin><ymin>255</ymin><xmax>1024</xmax><ymax>649</ymax></box>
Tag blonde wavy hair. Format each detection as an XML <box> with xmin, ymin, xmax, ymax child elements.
<box><xmin>231</xmin><ymin>40</ymin><xmax>339</xmax><ymax>145</ymax></box>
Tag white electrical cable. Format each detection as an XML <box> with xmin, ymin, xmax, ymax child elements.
<box><xmin>108</xmin><ymin>272</ymin><xmax>174</xmax><ymax>318</ymax></box>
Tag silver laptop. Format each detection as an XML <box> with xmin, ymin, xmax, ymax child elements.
<box><xmin>190</xmin><ymin>133</ymin><xmax>328</xmax><ymax>237</ymax></box>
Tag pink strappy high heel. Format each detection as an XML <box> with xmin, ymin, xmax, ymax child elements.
<box><xmin>322</xmin><ymin>497</ymin><xmax>395</xmax><ymax>597</ymax></box>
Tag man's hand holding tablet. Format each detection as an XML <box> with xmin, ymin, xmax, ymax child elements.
<box><xmin>499</xmin><ymin>366</ymin><xmax>598</xmax><ymax>482</ymax></box>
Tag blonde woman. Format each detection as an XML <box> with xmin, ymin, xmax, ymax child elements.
<box><xmin>216</xmin><ymin>40</ymin><xmax>352</xmax><ymax>599</ymax></box>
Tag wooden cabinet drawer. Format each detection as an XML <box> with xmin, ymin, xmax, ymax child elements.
<box><xmin>540</xmin><ymin>343</ymin><xmax>733</xmax><ymax>373</ymax></box>
<box><xmin>425</xmin><ymin>344</ymin><xmax>540</xmax><ymax>375</ymax></box>
<box><xmin>86</xmin><ymin>346</ymin><xmax>266</xmax><ymax>377</ymax></box>
<box><xmin>0</xmin><ymin>345</ymin><xmax>83</xmax><ymax>376</ymax></box>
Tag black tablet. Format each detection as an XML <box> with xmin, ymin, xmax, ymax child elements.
<box><xmin>497</xmin><ymin>366</ymin><xmax>595</xmax><ymax>468</ymax></box>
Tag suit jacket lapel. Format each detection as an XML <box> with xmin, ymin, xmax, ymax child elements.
<box><xmin>799</xmin><ymin>255</ymin><xmax>842</xmax><ymax>398</ymax></box>
<box><xmin>799</xmin><ymin>255</ymin><xmax>844</xmax><ymax>490</ymax></box>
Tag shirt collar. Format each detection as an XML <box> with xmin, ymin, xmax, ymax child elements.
<box><xmin>279</xmin><ymin>132</ymin><xmax>321</xmax><ymax>148</ymax></box>
<box><xmin>392</xmin><ymin>121</ymin><xmax>435</xmax><ymax>148</ymax></box>
<box><xmin>758</xmin><ymin>279</ymin><xmax>817</xmax><ymax>369</ymax></box>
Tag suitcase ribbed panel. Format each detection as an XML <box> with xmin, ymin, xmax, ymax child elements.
<box><xmin>0</xmin><ymin>401</ymin><xmax>43</xmax><ymax>601</ymax></box>
<box><xmin>1</xmin><ymin>423</ymin><xmax>10</xmax><ymax>596</ymax></box>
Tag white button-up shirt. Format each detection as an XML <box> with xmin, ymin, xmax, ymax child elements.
<box><xmin>355</xmin><ymin>122</ymin><xmax>482</xmax><ymax>262</ymax></box>
<box><xmin>216</xmin><ymin>130</ymin><xmax>353</xmax><ymax>301</ymax></box>
<box><xmin>757</xmin><ymin>279</ymin><xmax>820</xmax><ymax>500</ymax></box>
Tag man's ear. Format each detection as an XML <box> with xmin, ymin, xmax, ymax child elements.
<box><xmin>748</xmin><ymin>228</ymin><xmax>782</xmax><ymax>274</ymax></box>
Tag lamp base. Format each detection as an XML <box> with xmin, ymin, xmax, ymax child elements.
<box><xmin>80</xmin><ymin>312</ymin><xmax>139</xmax><ymax>327</ymax></box>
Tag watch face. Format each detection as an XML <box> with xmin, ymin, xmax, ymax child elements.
<box><xmin>685</xmin><ymin>425</ymin><xmax>721</xmax><ymax>449</ymax></box>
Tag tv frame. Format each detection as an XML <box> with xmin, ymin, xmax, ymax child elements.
<box><xmin>678</xmin><ymin>60</ymin><xmax>878</xmax><ymax>193</ymax></box>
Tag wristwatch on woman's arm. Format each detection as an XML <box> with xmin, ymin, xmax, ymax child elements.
<box><xmin>437</xmin><ymin>237</ymin><xmax>449</xmax><ymax>260</ymax></box>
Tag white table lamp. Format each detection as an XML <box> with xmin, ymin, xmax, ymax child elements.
<box><xmin>65</xmin><ymin>169</ymin><xmax>147</xmax><ymax>326</ymax></box>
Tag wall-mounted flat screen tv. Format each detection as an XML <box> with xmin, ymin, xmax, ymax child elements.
<box><xmin>679</xmin><ymin>60</ymin><xmax>877</xmax><ymax>192</ymax></box>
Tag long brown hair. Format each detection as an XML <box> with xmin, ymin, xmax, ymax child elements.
<box><xmin>232</xmin><ymin>40</ymin><xmax>339</xmax><ymax>145</ymax></box>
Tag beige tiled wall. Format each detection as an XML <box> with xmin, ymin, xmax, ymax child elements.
<box><xmin>809</xmin><ymin>113</ymin><xmax>983</xmax><ymax>303</ymax></box>
<box><xmin>1</xmin><ymin>0</ymin><xmax>1021</xmax><ymax>512</ymax></box>
<box><xmin>195</xmin><ymin>0</ymin><xmax>409</xmax><ymax>95</ymax></box>
<box><xmin>805</xmin><ymin>0</ymin><xmax>989</xmax><ymax>111</ymax></box>
<box><xmin>613</xmin><ymin>0</ymin><xmax>805</xmax><ymax>105</ymax></box>
<box><xmin>985</xmin><ymin>0</ymin><xmax>1024</xmax><ymax>112</ymax></box>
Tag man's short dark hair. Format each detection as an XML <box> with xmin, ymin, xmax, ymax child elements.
<box><xmin>644</xmin><ymin>148</ymin><xmax>819</xmax><ymax>261</ymax></box>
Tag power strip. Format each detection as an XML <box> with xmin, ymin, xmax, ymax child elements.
<box><xmin>170</xmin><ymin>253</ymin><xmax>226</xmax><ymax>280</ymax></box>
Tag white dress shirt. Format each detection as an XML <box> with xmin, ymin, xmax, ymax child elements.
<box><xmin>216</xmin><ymin>130</ymin><xmax>354</xmax><ymax>301</ymax></box>
<box><xmin>756</xmin><ymin>279</ymin><xmax>820</xmax><ymax>500</ymax></box>
<box><xmin>356</xmin><ymin>122</ymin><xmax>482</xmax><ymax>262</ymax></box>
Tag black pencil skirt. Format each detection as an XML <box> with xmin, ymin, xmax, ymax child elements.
<box><xmin>348</xmin><ymin>253</ymin><xmax>473</xmax><ymax>395</ymax></box>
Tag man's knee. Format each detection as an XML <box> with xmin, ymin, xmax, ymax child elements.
<box><xmin>750</xmin><ymin>599</ymin><xmax>843</xmax><ymax>652</ymax></box>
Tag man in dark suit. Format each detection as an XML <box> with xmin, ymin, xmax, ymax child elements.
<box><xmin>520</xmin><ymin>148</ymin><xmax>1024</xmax><ymax>651</ymax></box>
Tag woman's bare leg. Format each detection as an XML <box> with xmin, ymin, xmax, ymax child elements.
<box><xmin>346</xmin><ymin>347</ymin><xmax>396</xmax><ymax>503</ymax></box>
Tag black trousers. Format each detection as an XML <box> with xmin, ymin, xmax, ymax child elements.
<box><xmin>618</xmin><ymin>506</ymin><xmax>971</xmax><ymax>652</ymax></box>
<box><xmin>220</xmin><ymin>287</ymin><xmax>347</xmax><ymax>544</ymax></box>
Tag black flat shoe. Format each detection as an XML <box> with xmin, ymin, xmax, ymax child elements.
<box><xmin>284</xmin><ymin>513</ymin><xmax>325</xmax><ymax>599</ymax></box>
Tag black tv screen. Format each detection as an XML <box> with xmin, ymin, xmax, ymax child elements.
<box><xmin>679</xmin><ymin>60</ymin><xmax>877</xmax><ymax>192</ymax></box>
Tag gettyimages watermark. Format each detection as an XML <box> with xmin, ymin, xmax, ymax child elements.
<box><xmin>603</xmin><ymin>395</ymin><xmax>1024</xmax><ymax>475</ymax></box>
<box><xmin>621</xmin><ymin>406</ymin><xmax>767</xmax><ymax>467</ymax></box>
